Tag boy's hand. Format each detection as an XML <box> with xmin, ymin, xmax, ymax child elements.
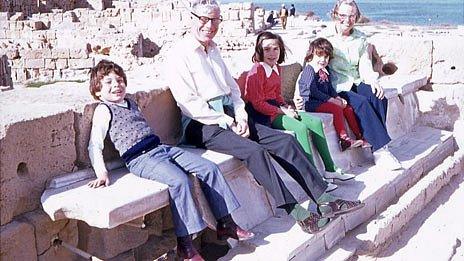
<box><xmin>293</xmin><ymin>96</ymin><xmax>304</xmax><ymax>110</ymax></box>
<box><xmin>88</xmin><ymin>173</ymin><xmax>110</xmax><ymax>188</ymax></box>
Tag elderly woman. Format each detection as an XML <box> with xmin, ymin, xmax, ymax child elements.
<box><xmin>297</xmin><ymin>0</ymin><xmax>401</xmax><ymax>170</ymax></box>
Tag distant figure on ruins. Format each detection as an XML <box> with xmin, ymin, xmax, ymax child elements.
<box><xmin>290</xmin><ymin>4</ymin><xmax>296</xmax><ymax>16</ymax></box>
<box><xmin>289</xmin><ymin>3</ymin><xmax>296</xmax><ymax>26</ymax></box>
<box><xmin>87</xmin><ymin>60</ymin><xmax>253</xmax><ymax>261</ymax></box>
<box><xmin>279</xmin><ymin>4</ymin><xmax>289</xmax><ymax>29</ymax></box>
<box><xmin>266</xmin><ymin>10</ymin><xmax>277</xmax><ymax>27</ymax></box>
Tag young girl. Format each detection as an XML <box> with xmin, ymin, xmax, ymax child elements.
<box><xmin>243</xmin><ymin>31</ymin><xmax>354</xmax><ymax>183</ymax></box>
<box><xmin>87</xmin><ymin>60</ymin><xmax>253</xmax><ymax>261</ymax></box>
<box><xmin>297</xmin><ymin>37</ymin><xmax>366</xmax><ymax>151</ymax></box>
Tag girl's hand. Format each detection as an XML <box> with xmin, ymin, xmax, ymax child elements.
<box><xmin>336</xmin><ymin>97</ymin><xmax>348</xmax><ymax>108</ymax></box>
<box><xmin>88</xmin><ymin>173</ymin><xmax>110</xmax><ymax>188</ymax></box>
<box><xmin>281</xmin><ymin>106</ymin><xmax>299</xmax><ymax>119</ymax></box>
<box><xmin>329</xmin><ymin>97</ymin><xmax>344</xmax><ymax>108</ymax></box>
<box><xmin>293</xmin><ymin>96</ymin><xmax>304</xmax><ymax>110</ymax></box>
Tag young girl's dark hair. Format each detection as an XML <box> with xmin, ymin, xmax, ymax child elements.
<box><xmin>89</xmin><ymin>60</ymin><xmax>127</xmax><ymax>100</ymax></box>
<box><xmin>252</xmin><ymin>31</ymin><xmax>286</xmax><ymax>64</ymax></box>
<box><xmin>304</xmin><ymin>37</ymin><xmax>334</xmax><ymax>62</ymax></box>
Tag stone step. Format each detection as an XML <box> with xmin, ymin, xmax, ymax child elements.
<box><xmin>219</xmin><ymin>126</ymin><xmax>456</xmax><ymax>261</ymax></box>
<box><xmin>321</xmin><ymin>148</ymin><xmax>463</xmax><ymax>261</ymax></box>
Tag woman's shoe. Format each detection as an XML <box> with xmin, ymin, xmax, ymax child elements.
<box><xmin>373</xmin><ymin>146</ymin><xmax>402</xmax><ymax>170</ymax></box>
<box><xmin>325</xmin><ymin>182</ymin><xmax>338</xmax><ymax>192</ymax></box>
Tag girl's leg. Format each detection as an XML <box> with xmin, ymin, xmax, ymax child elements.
<box><xmin>272</xmin><ymin>114</ymin><xmax>315</xmax><ymax>164</ymax></box>
<box><xmin>315</xmin><ymin>102</ymin><xmax>348</xmax><ymax>137</ymax></box>
<box><xmin>297</xmin><ymin>112</ymin><xmax>337</xmax><ymax>172</ymax></box>
<box><xmin>343</xmin><ymin>105</ymin><xmax>363</xmax><ymax>139</ymax></box>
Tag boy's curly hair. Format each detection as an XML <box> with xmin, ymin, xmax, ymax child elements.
<box><xmin>89</xmin><ymin>60</ymin><xmax>127</xmax><ymax>100</ymax></box>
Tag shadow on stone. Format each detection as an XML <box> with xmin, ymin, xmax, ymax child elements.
<box><xmin>131</xmin><ymin>34</ymin><xmax>161</xmax><ymax>58</ymax></box>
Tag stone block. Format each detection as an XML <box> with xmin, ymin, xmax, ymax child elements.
<box><xmin>24</xmin><ymin>58</ymin><xmax>45</xmax><ymax>69</ymax></box>
<box><xmin>55</xmin><ymin>58</ymin><xmax>68</xmax><ymax>69</ymax></box>
<box><xmin>342</xmin><ymin>200</ymin><xmax>376</xmax><ymax>231</ymax></box>
<box><xmin>77</xmin><ymin>221</ymin><xmax>149</xmax><ymax>259</ymax></box>
<box><xmin>0</xmin><ymin>221</ymin><xmax>37</xmax><ymax>260</ymax></box>
<box><xmin>68</xmin><ymin>58</ymin><xmax>94</xmax><ymax>69</ymax></box>
<box><xmin>22</xmin><ymin>210</ymin><xmax>79</xmax><ymax>260</ymax></box>
<box><xmin>432</xmin><ymin>38</ymin><xmax>464</xmax><ymax>84</ymax></box>
<box><xmin>45</xmin><ymin>58</ymin><xmax>56</xmax><ymax>69</ymax></box>
<box><xmin>107</xmin><ymin>250</ymin><xmax>135</xmax><ymax>261</ymax></box>
<box><xmin>69</xmin><ymin>48</ymin><xmax>89</xmax><ymax>59</ymax></box>
<box><xmin>370</xmin><ymin>37</ymin><xmax>432</xmax><ymax>78</ymax></box>
<box><xmin>134</xmin><ymin>232</ymin><xmax>176</xmax><ymax>260</ymax></box>
<box><xmin>41</xmin><ymin>168</ymin><xmax>169</xmax><ymax>229</ymax></box>
<box><xmin>323</xmin><ymin>218</ymin><xmax>346</xmax><ymax>250</ymax></box>
<box><xmin>291</xmin><ymin>236</ymin><xmax>326</xmax><ymax>261</ymax></box>
<box><xmin>0</xmin><ymin>30</ymin><xmax>6</xmax><ymax>38</ymax></box>
<box><xmin>51</xmin><ymin>48</ymin><xmax>69</xmax><ymax>59</ymax></box>
<box><xmin>134</xmin><ymin>89</ymin><xmax>181</xmax><ymax>145</ymax></box>
<box><xmin>0</xmin><ymin>111</ymin><xmax>76</xmax><ymax>225</ymax></box>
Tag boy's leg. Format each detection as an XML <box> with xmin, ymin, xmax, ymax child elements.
<box><xmin>126</xmin><ymin>146</ymin><xmax>204</xmax><ymax>237</ymax></box>
<box><xmin>339</xmin><ymin>91</ymin><xmax>391</xmax><ymax>151</ymax></box>
<box><xmin>185</xmin><ymin>119</ymin><xmax>298</xmax><ymax>208</ymax></box>
<box><xmin>166</xmin><ymin>146</ymin><xmax>240</xmax><ymax>220</ymax></box>
<box><xmin>298</xmin><ymin>112</ymin><xmax>337</xmax><ymax>172</ymax></box>
<box><xmin>272</xmin><ymin>114</ymin><xmax>314</xmax><ymax>163</ymax></box>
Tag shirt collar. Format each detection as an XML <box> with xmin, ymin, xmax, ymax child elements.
<box><xmin>185</xmin><ymin>33</ymin><xmax>217</xmax><ymax>53</ymax></box>
<box><xmin>260</xmin><ymin>62</ymin><xmax>279</xmax><ymax>78</ymax></box>
<box><xmin>308</xmin><ymin>62</ymin><xmax>330</xmax><ymax>75</ymax></box>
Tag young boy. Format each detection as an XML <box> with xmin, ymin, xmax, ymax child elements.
<box><xmin>87</xmin><ymin>60</ymin><xmax>253</xmax><ymax>260</ymax></box>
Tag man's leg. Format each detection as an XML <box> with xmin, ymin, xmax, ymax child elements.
<box><xmin>248</xmin><ymin>120</ymin><xmax>328</xmax><ymax>202</ymax></box>
<box><xmin>185</xmin><ymin>120</ymin><xmax>297</xmax><ymax>208</ymax></box>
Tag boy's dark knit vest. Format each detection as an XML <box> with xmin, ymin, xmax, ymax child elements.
<box><xmin>101</xmin><ymin>98</ymin><xmax>160</xmax><ymax>163</ymax></box>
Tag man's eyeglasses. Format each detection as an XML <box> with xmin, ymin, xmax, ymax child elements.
<box><xmin>336</xmin><ymin>12</ymin><xmax>357</xmax><ymax>21</ymax></box>
<box><xmin>191</xmin><ymin>12</ymin><xmax>223</xmax><ymax>25</ymax></box>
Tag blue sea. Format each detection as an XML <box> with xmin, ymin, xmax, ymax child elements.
<box><xmin>221</xmin><ymin>0</ymin><xmax>464</xmax><ymax>25</ymax></box>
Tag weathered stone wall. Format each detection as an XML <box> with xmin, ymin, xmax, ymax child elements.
<box><xmin>0</xmin><ymin>1</ymin><xmax>256</xmax><ymax>85</ymax></box>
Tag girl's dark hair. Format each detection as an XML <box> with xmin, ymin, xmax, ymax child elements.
<box><xmin>89</xmin><ymin>60</ymin><xmax>127</xmax><ymax>100</ymax></box>
<box><xmin>304</xmin><ymin>37</ymin><xmax>334</xmax><ymax>62</ymax></box>
<box><xmin>252</xmin><ymin>31</ymin><xmax>286</xmax><ymax>64</ymax></box>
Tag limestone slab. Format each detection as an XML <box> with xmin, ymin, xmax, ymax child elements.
<box><xmin>41</xmin><ymin>167</ymin><xmax>169</xmax><ymax>229</ymax></box>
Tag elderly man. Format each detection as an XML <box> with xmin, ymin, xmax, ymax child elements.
<box><xmin>166</xmin><ymin>0</ymin><xmax>363</xmax><ymax>255</ymax></box>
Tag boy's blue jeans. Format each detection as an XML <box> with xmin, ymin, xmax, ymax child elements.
<box><xmin>127</xmin><ymin>144</ymin><xmax>240</xmax><ymax>237</ymax></box>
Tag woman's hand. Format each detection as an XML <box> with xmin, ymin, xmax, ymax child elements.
<box><xmin>88</xmin><ymin>173</ymin><xmax>110</xmax><ymax>188</ymax></box>
<box><xmin>372</xmin><ymin>82</ymin><xmax>384</xmax><ymax>99</ymax></box>
<box><xmin>293</xmin><ymin>95</ymin><xmax>304</xmax><ymax>110</ymax></box>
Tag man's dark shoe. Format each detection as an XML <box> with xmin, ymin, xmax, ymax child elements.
<box><xmin>297</xmin><ymin>212</ymin><xmax>330</xmax><ymax>234</ymax></box>
<box><xmin>217</xmin><ymin>223</ymin><xmax>255</xmax><ymax>241</ymax></box>
<box><xmin>177</xmin><ymin>236</ymin><xmax>205</xmax><ymax>261</ymax></box>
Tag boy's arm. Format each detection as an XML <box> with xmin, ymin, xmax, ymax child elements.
<box><xmin>87</xmin><ymin>104</ymin><xmax>111</xmax><ymax>188</ymax></box>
